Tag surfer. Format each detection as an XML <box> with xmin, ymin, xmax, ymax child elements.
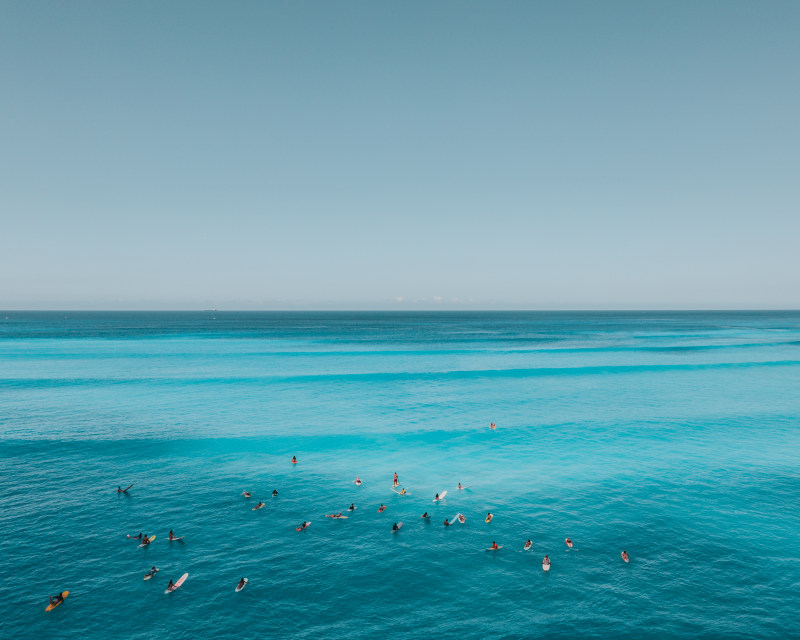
<box><xmin>399</xmin><ymin>487</ymin><xmax>406</xmax><ymax>495</ymax></box>
<box><xmin>48</xmin><ymin>594</ymin><xmax>65</xmax><ymax>606</ymax></box>
<box><xmin>393</xmin><ymin>473</ymin><xmax>398</xmax><ymax>487</ymax></box>
<box><xmin>236</xmin><ymin>578</ymin><xmax>247</xmax><ymax>591</ymax></box>
<box><xmin>621</xmin><ymin>550</ymin><xmax>629</xmax><ymax>562</ymax></box>
<box><xmin>145</xmin><ymin>566</ymin><xmax>158</xmax><ymax>578</ymax></box>
<box><xmin>272</xmin><ymin>490</ymin><xmax>278</xmax><ymax>497</ymax></box>
<box><xmin>543</xmin><ymin>555</ymin><xmax>551</xmax><ymax>567</ymax></box>
<box><xmin>291</xmin><ymin>456</ymin><xmax>297</xmax><ymax>464</ymax></box>
<box><xmin>486</xmin><ymin>512</ymin><xmax>493</xmax><ymax>522</ymax></box>
<box><xmin>354</xmin><ymin>477</ymin><xmax>362</xmax><ymax>485</ymax></box>
<box><xmin>242</xmin><ymin>491</ymin><xmax>251</xmax><ymax>498</ymax></box>
<box><xmin>434</xmin><ymin>493</ymin><xmax>440</xmax><ymax>501</ymax></box>
<box><xmin>253</xmin><ymin>501</ymin><xmax>265</xmax><ymax>510</ymax></box>
<box><xmin>142</xmin><ymin>535</ymin><xmax>151</xmax><ymax>546</ymax></box>
<box><xmin>421</xmin><ymin>512</ymin><xmax>429</xmax><ymax>518</ymax></box>
<box><xmin>378</xmin><ymin>504</ymin><xmax>386</xmax><ymax>513</ymax></box>
<box><xmin>168</xmin><ymin>529</ymin><xmax>178</xmax><ymax>541</ymax></box>
<box><xmin>166</xmin><ymin>579</ymin><xmax>175</xmax><ymax>591</ymax></box>
<box><xmin>490</xmin><ymin>541</ymin><xmax>499</xmax><ymax>550</ymax></box>
<box><xmin>117</xmin><ymin>484</ymin><xmax>132</xmax><ymax>493</ymax></box>
<box><xmin>128</xmin><ymin>532</ymin><xmax>143</xmax><ymax>540</ymax></box>
<box><xmin>524</xmin><ymin>539</ymin><xmax>532</xmax><ymax>550</ymax></box>
<box><xmin>458</xmin><ymin>482</ymin><xmax>463</xmax><ymax>490</ymax></box>
<box><xmin>348</xmin><ymin>503</ymin><xmax>356</xmax><ymax>511</ymax></box>
<box><xmin>490</xmin><ymin>422</ymin><xmax>496</xmax><ymax>430</ymax></box>
<box><xmin>392</xmin><ymin>522</ymin><xmax>400</xmax><ymax>531</ymax></box>
<box><xmin>565</xmin><ymin>537</ymin><xmax>573</xmax><ymax>548</ymax></box>
<box><xmin>326</xmin><ymin>513</ymin><xmax>343</xmax><ymax>518</ymax></box>
<box><xmin>297</xmin><ymin>522</ymin><xmax>309</xmax><ymax>531</ymax></box>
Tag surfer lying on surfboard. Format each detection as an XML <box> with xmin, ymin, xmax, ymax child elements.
<box><xmin>354</xmin><ymin>477</ymin><xmax>362</xmax><ymax>485</ymax></box>
<box><xmin>565</xmin><ymin>537</ymin><xmax>573</xmax><ymax>548</ymax></box>
<box><xmin>117</xmin><ymin>484</ymin><xmax>133</xmax><ymax>493</ymax></box>
<box><xmin>378</xmin><ymin>504</ymin><xmax>386</xmax><ymax>513</ymax></box>
<box><xmin>621</xmin><ymin>550</ymin><xmax>629</xmax><ymax>563</ymax></box>
<box><xmin>325</xmin><ymin>513</ymin><xmax>346</xmax><ymax>518</ymax></box>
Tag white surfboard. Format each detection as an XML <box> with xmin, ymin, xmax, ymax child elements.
<box><xmin>434</xmin><ymin>491</ymin><xmax>447</xmax><ymax>502</ymax></box>
<box><xmin>458</xmin><ymin>485</ymin><xmax>471</xmax><ymax>490</ymax></box>
<box><xmin>235</xmin><ymin>578</ymin><xmax>248</xmax><ymax>592</ymax></box>
<box><xmin>542</xmin><ymin>561</ymin><xmax>551</xmax><ymax>571</ymax></box>
<box><xmin>486</xmin><ymin>545</ymin><xmax>502</xmax><ymax>551</ymax></box>
<box><xmin>165</xmin><ymin>572</ymin><xmax>188</xmax><ymax>594</ymax></box>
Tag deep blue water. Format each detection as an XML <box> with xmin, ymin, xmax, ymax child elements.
<box><xmin>2</xmin><ymin>311</ymin><xmax>799</xmax><ymax>639</ymax></box>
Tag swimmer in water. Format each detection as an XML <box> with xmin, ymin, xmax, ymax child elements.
<box><xmin>378</xmin><ymin>504</ymin><xmax>386</xmax><ymax>513</ymax></box>
<box><xmin>621</xmin><ymin>550</ymin><xmax>629</xmax><ymax>563</ymax></box>
<box><xmin>128</xmin><ymin>532</ymin><xmax>143</xmax><ymax>540</ymax></box>
<box><xmin>565</xmin><ymin>537</ymin><xmax>573</xmax><ymax>548</ymax></box>
<box><xmin>291</xmin><ymin>456</ymin><xmax>297</xmax><ymax>464</ymax></box>
<box><xmin>490</xmin><ymin>422</ymin><xmax>496</xmax><ymax>430</ymax></box>
<box><xmin>444</xmin><ymin>518</ymin><xmax>451</xmax><ymax>526</ymax></box>
<box><xmin>272</xmin><ymin>490</ymin><xmax>278</xmax><ymax>497</ymax></box>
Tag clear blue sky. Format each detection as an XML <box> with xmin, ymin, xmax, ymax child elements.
<box><xmin>1</xmin><ymin>1</ymin><xmax>798</xmax><ymax>309</ymax></box>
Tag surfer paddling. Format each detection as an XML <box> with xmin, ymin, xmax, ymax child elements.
<box><xmin>145</xmin><ymin>566</ymin><xmax>158</xmax><ymax>578</ymax></box>
<box><xmin>621</xmin><ymin>550</ymin><xmax>629</xmax><ymax>563</ymax></box>
<box><xmin>236</xmin><ymin>578</ymin><xmax>247</xmax><ymax>591</ymax></box>
<box><xmin>48</xmin><ymin>593</ymin><xmax>65</xmax><ymax>607</ymax></box>
<box><xmin>378</xmin><ymin>504</ymin><xmax>386</xmax><ymax>513</ymax></box>
<box><xmin>326</xmin><ymin>513</ymin><xmax>344</xmax><ymax>518</ymax></box>
<box><xmin>565</xmin><ymin>537</ymin><xmax>573</xmax><ymax>548</ymax></box>
<box><xmin>242</xmin><ymin>491</ymin><xmax>251</xmax><ymax>498</ymax></box>
<box><xmin>354</xmin><ymin>477</ymin><xmax>362</xmax><ymax>485</ymax></box>
<box><xmin>524</xmin><ymin>539</ymin><xmax>532</xmax><ymax>550</ymax></box>
<box><xmin>117</xmin><ymin>484</ymin><xmax>133</xmax><ymax>493</ymax></box>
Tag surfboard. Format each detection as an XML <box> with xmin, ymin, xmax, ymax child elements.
<box><xmin>433</xmin><ymin>491</ymin><xmax>447</xmax><ymax>502</ymax></box>
<box><xmin>543</xmin><ymin>562</ymin><xmax>551</xmax><ymax>571</ymax></box>
<box><xmin>391</xmin><ymin>522</ymin><xmax>403</xmax><ymax>532</ymax></box>
<box><xmin>621</xmin><ymin>554</ymin><xmax>629</xmax><ymax>563</ymax></box>
<box><xmin>485</xmin><ymin>514</ymin><xmax>493</xmax><ymax>523</ymax></box>
<box><xmin>486</xmin><ymin>546</ymin><xmax>501</xmax><ymax>551</ymax></box>
<box><xmin>524</xmin><ymin>541</ymin><xmax>532</xmax><ymax>551</ymax></box>
<box><xmin>235</xmin><ymin>578</ymin><xmax>248</xmax><ymax>592</ymax></box>
<box><xmin>165</xmin><ymin>573</ymin><xmax>188</xmax><ymax>594</ymax></box>
<box><xmin>347</xmin><ymin>506</ymin><xmax>357</xmax><ymax>510</ymax></box>
<box><xmin>168</xmin><ymin>536</ymin><xmax>185</xmax><ymax>541</ymax></box>
<box><xmin>45</xmin><ymin>591</ymin><xmax>68</xmax><ymax>611</ymax></box>
<box><xmin>458</xmin><ymin>485</ymin><xmax>471</xmax><ymax>490</ymax></box>
<box><xmin>138</xmin><ymin>535</ymin><xmax>156</xmax><ymax>548</ymax></box>
<box><xmin>144</xmin><ymin>569</ymin><xmax>159</xmax><ymax>580</ymax></box>
<box><xmin>296</xmin><ymin>522</ymin><xmax>311</xmax><ymax>531</ymax></box>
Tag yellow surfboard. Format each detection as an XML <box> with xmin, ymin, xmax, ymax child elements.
<box><xmin>45</xmin><ymin>591</ymin><xmax>69</xmax><ymax>611</ymax></box>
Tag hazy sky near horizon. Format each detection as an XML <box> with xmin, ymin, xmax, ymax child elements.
<box><xmin>1</xmin><ymin>1</ymin><xmax>798</xmax><ymax>310</ymax></box>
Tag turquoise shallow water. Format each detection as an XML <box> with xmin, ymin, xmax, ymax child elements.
<box><xmin>2</xmin><ymin>311</ymin><xmax>800</xmax><ymax>639</ymax></box>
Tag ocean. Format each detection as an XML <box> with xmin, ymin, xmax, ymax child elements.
<box><xmin>2</xmin><ymin>311</ymin><xmax>799</xmax><ymax>639</ymax></box>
